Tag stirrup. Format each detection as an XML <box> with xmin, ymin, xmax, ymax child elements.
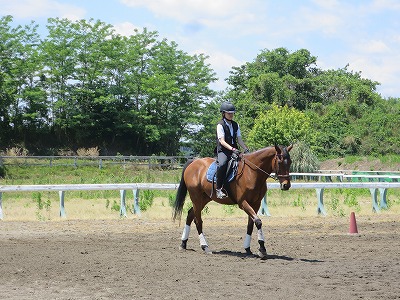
<box><xmin>216</xmin><ymin>188</ymin><xmax>227</xmax><ymax>199</ymax></box>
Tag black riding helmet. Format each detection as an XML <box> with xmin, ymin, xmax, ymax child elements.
<box><xmin>219</xmin><ymin>101</ymin><xmax>236</xmax><ymax>113</ymax></box>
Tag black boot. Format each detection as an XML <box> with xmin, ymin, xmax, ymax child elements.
<box><xmin>216</xmin><ymin>188</ymin><xmax>227</xmax><ymax>199</ymax></box>
<box><xmin>216</xmin><ymin>165</ymin><xmax>227</xmax><ymax>198</ymax></box>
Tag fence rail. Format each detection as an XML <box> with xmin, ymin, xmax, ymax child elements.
<box><xmin>1</xmin><ymin>181</ymin><xmax>399</xmax><ymax>220</ymax></box>
<box><xmin>0</xmin><ymin>155</ymin><xmax>194</xmax><ymax>169</ymax></box>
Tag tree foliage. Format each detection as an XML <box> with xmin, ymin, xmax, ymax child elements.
<box><xmin>0</xmin><ymin>16</ymin><xmax>216</xmax><ymax>155</ymax></box>
<box><xmin>1</xmin><ymin>16</ymin><xmax>399</xmax><ymax>158</ymax></box>
<box><xmin>247</xmin><ymin>104</ymin><xmax>312</xmax><ymax>149</ymax></box>
<box><xmin>223</xmin><ymin>47</ymin><xmax>399</xmax><ymax>158</ymax></box>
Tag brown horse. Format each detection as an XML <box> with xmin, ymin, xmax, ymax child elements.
<box><xmin>173</xmin><ymin>144</ymin><xmax>292</xmax><ymax>257</ymax></box>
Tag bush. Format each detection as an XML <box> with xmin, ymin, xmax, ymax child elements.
<box><xmin>0</xmin><ymin>157</ymin><xmax>5</xmax><ymax>177</ymax></box>
<box><xmin>290</xmin><ymin>141</ymin><xmax>320</xmax><ymax>173</ymax></box>
<box><xmin>139</xmin><ymin>190</ymin><xmax>154</xmax><ymax>211</ymax></box>
<box><xmin>77</xmin><ymin>147</ymin><xmax>100</xmax><ymax>157</ymax></box>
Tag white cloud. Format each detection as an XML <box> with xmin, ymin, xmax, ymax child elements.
<box><xmin>204</xmin><ymin>50</ymin><xmax>242</xmax><ymax>73</ymax></box>
<box><xmin>113</xmin><ymin>22</ymin><xmax>141</xmax><ymax>36</ymax></box>
<box><xmin>369</xmin><ymin>0</ymin><xmax>400</xmax><ymax>11</ymax></box>
<box><xmin>0</xmin><ymin>0</ymin><xmax>85</xmax><ymax>20</ymax></box>
<box><xmin>358</xmin><ymin>40</ymin><xmax>390</xmax><ymax>54</ymax></box>
<box><xmin>347</xmin><ymin>51</ymin><xmax>400</xmax><ymax>97</ymax></box>
<box><xmin>120</xmin><ymin>0</ymin><xmax>260</xmax><ymax>34</ymax></box>
<box><xmin>121</xmin><ymin>0</ymin><xmax>255</xmax><ymax>21</ymax></box>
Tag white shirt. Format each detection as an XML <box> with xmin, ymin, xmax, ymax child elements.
<box><xmin>217</xmin><ymin>119</ymin><xmax>241</xmax><ymax>144</ymax></box>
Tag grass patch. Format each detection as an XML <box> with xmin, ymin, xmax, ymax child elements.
<box><xmin>1</xmin><ymin>164</ymin><xmax>400</xmax><ymax>220</ymax></box>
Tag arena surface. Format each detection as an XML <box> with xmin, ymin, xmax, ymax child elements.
<box><xmin>0</xmin><ymin>214</ymin><xmax>399</xmax><ymax>300</ymax></box>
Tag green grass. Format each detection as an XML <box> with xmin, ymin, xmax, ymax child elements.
<box><xmin>379</xmin><ymin>154</ymin><xmax>400</xmax><ymax>164</ymax></box>
<box><xmin>1</xmin><ymin>164</ymin><xmax>182</xmax><ymax>185</ymax></box>
<box><xmin>1</xmin><ymin>164</ymin><xmax>400</xmax><ymax>221</ymax></box>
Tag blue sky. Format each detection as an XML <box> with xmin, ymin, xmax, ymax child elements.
<box><xmin>1</xmin><ymin>0</ymin><xmax>400</xmax><ymax>98</ymax></box>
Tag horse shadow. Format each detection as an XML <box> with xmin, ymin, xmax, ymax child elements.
<box><xmin>213</xmin><ymin>250</ymin><xmax>324</xmax><ymax>263</ymax></box>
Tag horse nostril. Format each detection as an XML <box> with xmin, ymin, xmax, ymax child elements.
<box><xmin>280</xmin><ymin>182</ymin><xmax>291</xmax><ymax>190</ymax></box>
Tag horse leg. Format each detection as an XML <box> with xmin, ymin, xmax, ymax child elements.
<box><xmin>240</xmin><ymin>200</ymin><xmax>267</xmax><ymax>258</ymax></box>
<box><xmin>193</xmin><ymin>200</ymin><xmax>212</xmax><ymax>254</ymax></box>
<box><xmin>180</xmin><ymin>207</ymin><xmax>195</xmax><ymax>250</ymax></box>
<box><xmin>244</xmin><ymin>216</ymin><xmax>254</xmax><ymax>255</ymax></box>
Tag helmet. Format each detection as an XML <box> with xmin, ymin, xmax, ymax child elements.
<box><xmin>220</xmin><ymin>101</ymin><xmax>236</xmax><ymax>113</ymax></box>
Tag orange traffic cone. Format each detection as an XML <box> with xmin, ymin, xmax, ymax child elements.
<box><xmin>349</xmin><ymin>212</ymin><xmax>358</xmax><ymax>234</ymax></box>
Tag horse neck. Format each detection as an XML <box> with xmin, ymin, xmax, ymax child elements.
<box><xmin>246</xmin><ymin>147</ymin><xmax>276</xmax><ymax>175</ymax></box>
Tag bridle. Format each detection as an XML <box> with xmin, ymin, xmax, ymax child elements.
<box><xmin>241</xmin><ymin>152</ymin><xmax>290</xmax><ymax>181</ymax></box>
<box><xmin>274</xmin><ymin>153</ymin><xmax>291</xmax><ymax>180</ymax></box>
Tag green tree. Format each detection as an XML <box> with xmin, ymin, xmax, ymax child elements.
<box><xmin>0</xmin><ymin>15</ymin><xmax>44</xmax><ymax>150</ymax></box>
<box><xmin>247</xmin><ymin>104</ymin><xmax>313</xmax><ymax>149</ymax></box>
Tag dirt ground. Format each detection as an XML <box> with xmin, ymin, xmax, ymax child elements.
<box><xmin>0</xmin><ymin>214</ymin><xmax>399</xmax><ymax>300</ymax></box>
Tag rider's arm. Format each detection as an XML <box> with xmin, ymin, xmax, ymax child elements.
<box><xmin>218</xmin><ymin>137</ymin><xmax>235</xmax><ymax>151</ymax></box>
<box><xmin>217</xmin><ymin>123</ymin><xmax>235</xmax><ymax>151</ymax></box>
<box><xmin>237</xmin><ymin>136</ymin><xmax>248</xmax><ymax>151</ymax></box>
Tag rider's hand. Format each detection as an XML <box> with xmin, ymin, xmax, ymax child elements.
<box><xmin>232</xmin><ymin>148</ymin><xmax>240</xmax><ymax>156</ymax></box>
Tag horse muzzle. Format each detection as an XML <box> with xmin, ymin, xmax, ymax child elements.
<box><xmin>280</xmin><ymin>180</ymin><xmax>291</xmax><ymax>190</ymax></box>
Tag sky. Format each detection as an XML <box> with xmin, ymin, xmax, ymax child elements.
<box><xmin>1</xmin><ymin>0</ymin><xmax>400</xmax><ymax>98</ymax></box>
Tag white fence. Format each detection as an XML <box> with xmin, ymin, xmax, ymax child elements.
<box><xmin>0</xmin><ymin>155</ymin><xmax>193</xmax><ymax>169</ymax></box>
<box><xmin>1</xmin><ymin>181</ymin><xmax>399</xmax><ymax>219</ymax></box>
<box><xmin>290</xmin><ymin>172</ymin><xmax>400</xmax><ymax>182</ymax></box>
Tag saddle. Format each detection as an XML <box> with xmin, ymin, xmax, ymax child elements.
<box><xmin>206</xmin><ymin>153</ymin><xmax>240</xmax><ymax>184</ymax></box>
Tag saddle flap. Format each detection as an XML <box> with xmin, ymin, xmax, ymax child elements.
<box><xmin>206</xmin><ymin>160</ymin><xmax>237</xmax><ymax>183</ymax></box>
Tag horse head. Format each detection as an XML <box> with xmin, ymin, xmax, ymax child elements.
<box><xmin>274</xmin><ymin>144</ymin><xmax>292</xmax><ymax>190</ymax></box>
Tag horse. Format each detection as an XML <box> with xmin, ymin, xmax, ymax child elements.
<box><xmin>173</xmin><ymin>144</ymin><xmax>292</xmax><ymax>257</ymax></box>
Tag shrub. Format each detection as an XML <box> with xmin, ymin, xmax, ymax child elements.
<box><xmin>77</xmin><ymin>147</ymin><xmax>100</xmax><ymax>157</ymax></box>
<box><xmin>139</xmin><ymin>190</ymin><xmax>154</xmax><ymax>211</ymax></box>
<box><xmin>5</xmin><ymin>147</ymin><xmax>29</xmax><ymax>156</ymax></box>
<box><xmin>290</xmin><ymin>141</ymin><xmax>320</xmax><ymax>173</ymax></box>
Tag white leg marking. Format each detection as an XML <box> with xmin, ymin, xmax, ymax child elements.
<box><xmin>257</xmin><ymin>228</ymin><xmax>265</xmax><ymax>241</ymax></box>
<box><xmin>199</xmin><ymin>233</ymin><xmax>208</xmax><ymax>247</ymax></box>
<box><xmin>244</xmin><ymin>234</ymin><xmax>252</xmax><ymax>249</ymax></box>
<box><xmin>181</xmin><ymin>224</ymin><xmax>190</xmax><ymax>240</ymax></box>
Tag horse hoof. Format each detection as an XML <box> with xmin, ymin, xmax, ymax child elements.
<box><xmin>202</xmin><ymin>246</ymin><xmax>213</xmax><ymax>254</ymax></box>
<box><xmin>258</xmin><ymin>250</ymin><xmax>267</xmax><ymax>259</ymax></box>
<box><xmin>180</xmin><ymin>239</ymin><xmax>188</xmax><ymax>251</ymax></box>
<box><xmin>245</xmin><ymin>247</ymin><xmax>253</xmax><ymax>256</ymax></box>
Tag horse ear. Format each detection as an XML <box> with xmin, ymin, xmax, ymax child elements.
<box><xmin>274</xmin><ymin>144</ymin><xmax>281</xmax><ymax>153</ymax></box>
<box><xmin>287</xmin><ymin>144</ymin><xmax>293</xmax><ymax>152</ymax></box>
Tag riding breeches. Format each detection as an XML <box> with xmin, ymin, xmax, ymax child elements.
<box><xmin>216</xmin><ymin>151</ymin><xmax>229</xmax><ymax>189</ymax></box>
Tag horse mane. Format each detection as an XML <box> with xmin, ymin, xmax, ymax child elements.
<box><xmin>246</xmin><ymin>146</ymin><xmax>277</xmax><ymax>157</ymax></box>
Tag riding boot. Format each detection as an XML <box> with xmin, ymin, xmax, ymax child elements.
<box><xmin>216</xmin><ymin>165</ymin><xmax>227</xmax><ymax>199</ymax></box>
<box><xmin>216</xmin><ymin>188</ymin><xmax>227</xmax><ymax>199</ymax></box>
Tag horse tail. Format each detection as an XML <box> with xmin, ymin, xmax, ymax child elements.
<box><xmin>173</xmin><ymin>159</ymin><xmax>193</xmax><ymax>222</ymax></box>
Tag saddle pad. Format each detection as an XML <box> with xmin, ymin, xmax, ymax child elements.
<box><xmin>206</xmin><ymin>161</ymin><xmax>236</xmax><ymax>183</ymax></box>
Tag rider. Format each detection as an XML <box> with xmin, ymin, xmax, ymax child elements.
<box><xmin>215</xmin><ymin>101</ymin><xmax>249</xmax><ymax>199</ymax></box>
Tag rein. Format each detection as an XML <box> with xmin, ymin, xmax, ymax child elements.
<box><xmin>241</xmin><ymin>154</ymin><xmax>290</xmax><ymax>181</ymax></box>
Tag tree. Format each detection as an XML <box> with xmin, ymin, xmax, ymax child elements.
<box><xmin>0</xmin><ymin>15</ymin><xmax>44</xmax><ymax>150</ymax></box>
<box><xmin>38</xmin><ymin>19</ymin><xmax>216</xmax><ymax>155</ymax></box>
<box><xmin>247</xmin><ymin>104</ymin><xmax>314</xmax><ymax>149</ymax></box>
<box><xmin>225</xmin><ymin>48</ymin><xmax>318</xmax><ymax>134</ymax></box>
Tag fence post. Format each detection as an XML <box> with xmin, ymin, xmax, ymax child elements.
<box><xmin>316</xmin><ymin>188</ymin><xmax>326</xmax><ymax>216</ymax></box>
<box><xmin>379</xmin><ymin>188</ymin><xmax>388</xmax><ymax>209</ymax></box>
<box><xmin>369</xmin><ymin>188</ymin><xmax>380</xmax><ymax>212</ymax></box>
<box><xmin>258</xmin><ymin>194</ymin><xmax>271</xmax><ymax>216</ymax></box>
<box><xmin>59</xmin><ymin>191</ymin><xmax>66</xmax><ymax>218</ymax></box>
<box><xmin>120</xmin><ymin>190</ymin><xmax>127</xmax><ymax>217</ymax></box>
<box><xmin>0</xmin><ymin>192</ymin><xmax>3</xmax><ymax>220</ymax></box>
<box><xmin>133</xmin><ymin>189</ymin><xmax>141</xmax><ymax>215</ymax></box>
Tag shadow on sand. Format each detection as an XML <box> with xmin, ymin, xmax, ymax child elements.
<box><xmin>213</xmin><ymin>250</ymin><xmax>324</xmax><ymax>262</ymax></box>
